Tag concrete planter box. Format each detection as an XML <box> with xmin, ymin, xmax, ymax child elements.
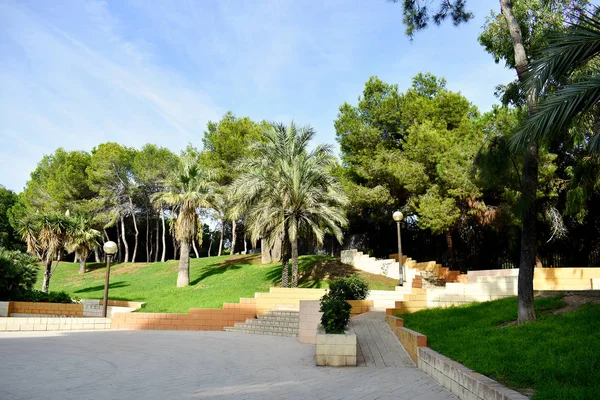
<box><xmin>316</xmin><ymin>325</ymin><xmax>357</xmax><ymax>366</ymax></box>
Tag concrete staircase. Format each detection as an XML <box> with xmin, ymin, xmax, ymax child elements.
<box><xmin>224</xmin><ymin>306</ymin><xmax>299</xmax><ymax>337</ymax></box>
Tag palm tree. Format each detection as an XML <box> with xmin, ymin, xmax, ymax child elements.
<box><xmin>231</xmin><ymin>122</ymin><xmax>348</xmax><ymax>288</ymax></box>
<box><xmin>153</xmin><ymin>154</ymin><xmax>211</xmax><ymax>287</ymax></box>
<box><xmin>65</xmin><ymin>215</ymin><xmax>102</xmax><ymax>274</ymax></box>
<box><xmin>14</xmin><ymin>212</ymin><xmax>72</xmax><ymax>292</ymax></box>
<box><xmin>514</xmin><ymin>7</ymin><xmax>600</xmax><ymax>150</ymax></box>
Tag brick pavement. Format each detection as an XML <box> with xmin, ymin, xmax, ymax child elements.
<box><xmin>0</xmin><ymin>329</ymin><xmax>456</xmax><ymax>399</ymax></box>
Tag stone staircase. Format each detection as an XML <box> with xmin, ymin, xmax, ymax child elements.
<box><xmin>224</xmin><ymin>306</ymin><xmax>299</xmax><ymax>337</ymax></box>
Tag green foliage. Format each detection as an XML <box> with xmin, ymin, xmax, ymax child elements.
<box><xmin>16</xmin><ymin>289</ymin><xmax>74</xmax><ymax>303</ymax></box>
<box><xmin>0</xmin><ymin>247</ymin><xmax>38</xmax><ymax>299</ymax></box>
<box><xmin>319</xmin><ymin>293</ymin><xmax>352</xmax><ymax>334</ymax></box>
<box><xmin>21</xmin><ymin>148</ymin><xmax>95</xmax><ymax>214</ymax></box>
<box><xmin>401</xmin><ymin>296</ymin><xmax>600</xmax><ymax>400</ymax></box>
<box><xmin>389</xmin><ymin>0</ymin><xmax>473</xmax><ymax>38</ymax></box>
<box><xmin>0</xmin><ymin>186</ymin><xmax>22</xmax><ymax>250</ymax></box>
<box><xmin>327</xmin><ymin>275</ymin><xmax>369</xmax><ymax>300</ymax></box>
<box><xmin>336</xmin><ymin>74</ymin><xmax>483</xmax><ymax>236</ymax></box>
<box><xmin>478</xmin><ymin>0</ymin><xmax>591</xmax><ymax>106</ymax></box>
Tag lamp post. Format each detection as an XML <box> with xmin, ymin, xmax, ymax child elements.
<box><xmin>393</xmin><ymin>211</ymin><xmax>404</xmax><ymax>286</ymax></box>
<box><xmin>102</xmin><ymin>241</ymin><xmax>118</xmax><ymax>318</ymax></box>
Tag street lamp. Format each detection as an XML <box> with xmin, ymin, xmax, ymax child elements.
<box><xmin>392</xmin><ymin>211</ymin><xmax>404</xmax><ymax>286</ymax></box>
<box><xmin>102</xmin><ymin>241</ymin><xmax>118</xmax><ymax>318</ymax></box>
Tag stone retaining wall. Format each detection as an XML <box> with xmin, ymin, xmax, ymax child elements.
<box><xmin>418</xmin><ymin>347</ymin><xmax>528</xmax><ymax>400</ymax></box>
<box><xmin>298</xmin><ymin>300</ymin><xmax>322</xmax><ymax>344</ymax></box>
<box><xmin>385</xmin><ymin>315</ymin><xmax>426</xmax><ymax>363</ymax></box>
<box><xmin>0</xmin><ymin>317</ymin><xmax>111</xmax><ymax>332</ymax></box>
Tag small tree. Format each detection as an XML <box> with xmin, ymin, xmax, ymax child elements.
<box><xmin>0</xmin><ymin>247</ymin><xmax>38</xmax><ymax>300</ymax></box>
<box><xmin>65</xmin><ymin>215</ymin><xmax>102</xmax><ymax>274</ymax></box>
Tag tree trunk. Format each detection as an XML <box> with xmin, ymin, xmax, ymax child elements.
<box><xmin>208</xmin><ymin>235</ymin><xmax>212</xmax><ymax>257</ymax></box>
<box><xmin>501</xmin><ymin>0</ymin><xmax>538</xmax><ymax>323</ymax></box>
<box><xmin>291</xmin><ymin>235</ymin><xmax>299</xmax><ymax>288</ymax></box>
<box><xmin>155</xmin><ymin>212</ymin><xmax>159</xmax><ymax>262</ymax></box>
<box><xmin>94</xmin><ymin>248</ymin><xmax>100</xmax><ymax>263</ymax></box>
<box><xmin>42</xmin><ymin>254</ymin><xmax>52</xmax><ymax>293</ymax></box>
<box><xmin>129</xmin><ymin>197</ymin><xmax>139</xmax><ymax>263</ymax></box>
<box><xmin>518</xmin><ymin>142</ymin><xmax>539</xmax><ymax>323</ymax></box>
<box><xmin>145</xmin><ymin>208</ymin><xmax>150</xmax><ymax>263</ymax></box>
<box><xmin>120</xmin><ymin>215</ymin><xmax>129</xmax><ymax>263</ymax></box>
<box><xmin>281</xmin><ymin>228</ymin><xmax>290</xmax><ymax>288</ymax></box>
<box><xmin>445</xmin><ymin>230</ymin><xmax>459</xmax><ymax>270</ymax></box>
<box><xmin>116</xmin><ymin>219</ymin><xmax>122</xmax><ymax>262</ymax></box>
<box><xmin>231</xmin><ymin>219</ymin><xmax>237</xmax><ymax>255</ymax></box>
<box><xmin>192</xmin><ymin>237</ymin><xmax>199</xmax><ymax>258</ymax></box>
<box><xmin>217</xmin><ymin>219</ymin><xmax>224</xmax><ymax>256</ymax></box>
<box><xmin>78</xmin><ymin>253</ymin><xmax>86</xmax><ymax>274</ymax></box>
<box><xmin>177</xmin><ymin>240</ymin><xmax>190</xmax><ymax>287</ymax></box>
<box><xmin>244</xmin><ymin>237</ymin><xmax>247</xmax><ymax>254</ymax></box>
<box><xmin>161</xmin><ymin>207</ymin><xmax>167</xmax><ymax>262</ymax></box>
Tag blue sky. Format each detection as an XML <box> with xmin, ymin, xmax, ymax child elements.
<box><xmin>0</xmin><ymin>0</ymin><xmax>515</xmax><ymax>192</ymax></box>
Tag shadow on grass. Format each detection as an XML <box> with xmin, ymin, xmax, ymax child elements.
<box><xmin>74</xmin><ymin>281</ymin><xmax>130</xmax><ymax>293</ymax></box>
<box><xmin>191</xmin><ymin>264</ymin><xmax>243</xmax><ymax>285</ymax></box>
<box><xmin>264</xmin><ymin>255</ymin><xmax>349</xmax><ymax>288</ymax></box>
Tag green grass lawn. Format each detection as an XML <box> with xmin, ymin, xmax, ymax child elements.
<box><xmin>399</xmin><ymin>296</ymin><xmax>600</xmax><ymax>400</ymax></box>
<box><xmin>38</xmin><ymin>254</ymin><xmax>397</xmax><ymax>313</ymax></box>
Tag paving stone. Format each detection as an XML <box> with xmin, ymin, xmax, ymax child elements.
<box><xmin>0</xmin><ymin>329</ymin><xmax>456</xmax><ymax>400</ymax></box>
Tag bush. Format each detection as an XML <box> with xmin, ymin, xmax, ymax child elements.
<box><xmin>328</xmin><ymin>275</ymin><xmax>369</xmax><ymax>300</ymax></box>
<box><xmin>319</xmin><ymin>293</ymin><xmax>352</xmax><ymax>334</ymax></box>
<box><xmin>0</xmin><ymin>247</ymin><xmax>38</xmax><ymax>300</ymax></box>
<box><xmin>17</xmin><ymin>289</ymin><xmax>74</xmax><ymax>303</ymax></box>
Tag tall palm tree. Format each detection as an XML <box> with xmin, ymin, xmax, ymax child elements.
<box><xmin>232</xmin><ymin>122</ymin><xmax>348</xmax><ymax>288</ymax></box>
<box><xmin>64</xmin><ymin>215</ymin><xmax>102</xmax><ymax>274</ymax></box>
<box><xmin>153</xmin><ymin>154</ymin><xmax>211</xmax><ymax>287</ymax></box>
<box><xmin>514</xmin><ymin>7</ymin><xmax>600</xmax><ymax>150</ymax></box>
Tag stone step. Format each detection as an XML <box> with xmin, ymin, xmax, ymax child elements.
<box><xmin>231</xmin><ymin>324</ymin><xmax>298</xmax><ymax>333</ymax></box>
<box><xmin>224</xmin><ymin>327</ymin><xmax>296</xmax><ymax>337</ymax></box>
<box><xmin>242</xmin><ymin>319</ymin><xmax>298</xmax><ymax>327</ymax></box>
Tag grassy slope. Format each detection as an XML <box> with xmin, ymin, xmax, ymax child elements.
<box><xmin>39</xmin><ymin>255</ymin><xmax>397</xmax><ymax>313</ymax></box>
<box><xmin>400</xmin><ymin>296</ymin><xmax>600</xmax><ymax>400</ymax></box>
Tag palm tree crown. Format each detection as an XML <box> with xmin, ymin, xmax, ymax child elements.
<box><xmin>514</xmin><ymin>7</ymin><xmax>600</xmax><ymax>150</ymax></box>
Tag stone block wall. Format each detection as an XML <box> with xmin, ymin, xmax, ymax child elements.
<box><xmin>418</xmin><ymin>347</ymin><xmax>528</xmax><ymax>400</ymax></box>
<box><xmin>348</xmin><ymin>300</ymin><xmax>374</xmax><ymax>317</ymax></box>
<box><xmin>0</xmin><ymin>301</ymin><xmax>11</xmax><ymax>317</ymax></box>
<box><xmin>298</xmin><ymin>300</ymin><xmax>322</xmax><ymax>344</ymax></box>
<box><xmin>316</xmin><ymin>326</ymin><xmax>357</xmax><ymax>366</ymax></box>
<box><xmin>255</xmin><ymin>288</ymin><xmax>326</xmax><ymax>314</ymax></box>
<box><xmin>0</xmin><ymin>317</ymin><xmax>111</xmax><ymax>332</ymax></box>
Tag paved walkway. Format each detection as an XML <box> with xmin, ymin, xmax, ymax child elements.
<box><xmin>0</xmin><ymin>321</ymin><xmax>456</xmax><ymax>400</ymax></box>
<box><xmin>350</xmin><ymin>311</ymin><xmax>414</xmax><ymax>368</ymax></box>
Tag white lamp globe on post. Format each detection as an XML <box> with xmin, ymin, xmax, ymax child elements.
<box><xmin>392</xmin><ymin>211</ymin><xmax>404</xmax><ymax>286</ymax></box>
<box><xmin>102</xmin><ymin>241</ymin><xmax>118</xmax><ymax>318</ymax></box>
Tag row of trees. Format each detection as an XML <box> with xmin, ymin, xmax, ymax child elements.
<box><xmin>1</xmin><ymin>119</ymin><xmax>349</xmax><ymax>291</ymax></box>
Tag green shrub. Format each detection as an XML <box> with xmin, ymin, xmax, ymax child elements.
<box><xmin>328</xmin><ymin>275</ymin><xmax>369</xmax><ymax>300</ymax></box>
<box><xmin>319</xmin><ymin>293</ymin><xmax>352</xmax><ymax>334</ymax></box>
<box><xmin>17</xmin><ymin>289</ymin><xmax>74</xmax><ymax>303</ymax></box>
<box><xmin>0</xmin><ymin>247</ymin><xmax>38</xmax><ymax>300</ymax></box>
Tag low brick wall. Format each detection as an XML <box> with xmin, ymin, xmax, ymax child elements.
<box><xmin>418</xmin><ymin>347</ymin><xmax>528</xmax><ymax>400</ymax></box>
<box><xmin>11</xmin><ymin>302</ymin><xmax>83</xmax><ymax>316</ymax></box>
<box><xmin>0</xmin><ymin>317</ymin><xmax>111</xmax><ymax>332</ymax></box>
<box><xmin>385</xmin><ymin>314</ymin><xmax>425</xmax><ymax>364</ymax></box>
<box><xmin>110</xmin><ymin>299</ymin><xmax>257</xmax><ymax>331</ymax></box>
